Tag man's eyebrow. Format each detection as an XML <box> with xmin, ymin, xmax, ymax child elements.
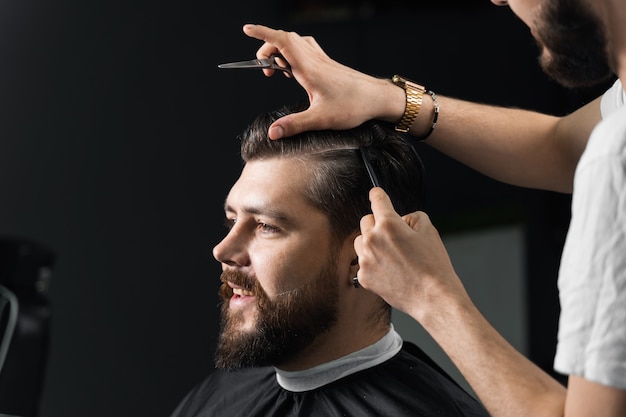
<box><xmin>223</xmin><ymin>202</ymin><xmax>292</xmax><ymax>223</ymax></box>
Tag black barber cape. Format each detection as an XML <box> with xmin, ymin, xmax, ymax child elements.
<box><xmin>170</xmin><ymin>342</ymin><xmax>489</xmax><ymax>417</ymax></box>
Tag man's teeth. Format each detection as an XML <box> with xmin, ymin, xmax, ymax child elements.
<box><xmin>233</xmin><ymin>288</ymin><xmax>254</xmax><ymax>296</ymax></box>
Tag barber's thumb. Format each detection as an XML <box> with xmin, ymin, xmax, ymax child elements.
<box><xmin>268</xmin><ymin>114</ymin><xmax>307</xmax><ymax>140</ymax></box>
<box><xmin>268</xmin><ymin>123</ymin><xmax>285</xmax><ymax>140</ymax></box>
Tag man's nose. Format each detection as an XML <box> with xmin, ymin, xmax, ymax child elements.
<box><xmin>212</xmin><ymin>228</ymin><xmax>250</xmax><ymax>267</ymax></box>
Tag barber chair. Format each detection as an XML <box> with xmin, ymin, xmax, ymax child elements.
<box><xmin>0</xmin><ymin>237</ymin><xmax>55</xmax><ymax>417</ymax></box>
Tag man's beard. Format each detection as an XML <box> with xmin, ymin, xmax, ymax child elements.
<box><xmin>214</xmin><ymin>259</ymin><xmax>340</xmax><ymax>370</ymax></box>
<box><xmin>535</xmin><ymin>0</ymin><xmax>614</xmax><ymax>88</ymax></box>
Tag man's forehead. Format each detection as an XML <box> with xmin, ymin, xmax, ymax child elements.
<box><xmin>224</xmin><ymin>158</ymin><xmax>316</xmax><ymax>214</ymax></box>
<box><xmin>238</xmin><ymin>158</ymin><xmax>311</xmax><ymax>189</ymax></box>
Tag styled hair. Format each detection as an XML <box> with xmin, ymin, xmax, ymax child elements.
<box><xmin>239</xmin><ymin>101</ymin><xmax>425</xmax><ymax>244</ymax></box>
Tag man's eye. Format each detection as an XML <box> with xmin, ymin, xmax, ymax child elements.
<box><xmin>224</xmin><ymin>218</ymin><xmax>236</xmax><ymax>230</ymax></box>
<box><xmin>259</xmin><ymin>223</ymin><xmax>279</xmax><ymax>233</ymax></box>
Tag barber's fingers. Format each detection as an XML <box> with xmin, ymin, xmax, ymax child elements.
<box><xmin>368</xmin><ymin>187</ymin><xmax>397</xmax><ymax>220</ymax></box>
<box><xmin>242</xmin><ymin>25</ymin><xmax>333</xmax><ymax>139</ymax></box>
<box><xmin>356</xmin><ymin>188</ymin><xmax>397</xmax><ymax>257</ymax></box>
<box><xmin>243</xmin><ymin>24</ymin><xmax>327</xmax><ymax>78</ymax></box>
<box><xmin>243</xmin><ymin>24</ymin><xmax>307</xmax><ymax>55</ymax></box>
<box><xmin>242</xmin><ymin>23</ymin><xmax>374</xmax><ymax>140</ymax></box>
<box><xmin>359</xmin><ymin>187</ymin><xmax>420</xmax><ymax>233</ymax></box>
<box><xmin>355</xmin><ymin>188</ymin><xmax>432</xmax><ymax>265</ymax></box>
<box><xmin>364</xmin><ymin>187</ymin><xmax>430</xmax><ymax>231</ymax></box>
<box><xmin>243</xmin><ymin>24</ymin><xmax>288</xmax><ymax>68</ymax></box>
<box><xmin>255</xmin><ymin>32</ymin><xmax>321</xmax><ymax>68</ymax></box>
<box><xmin>401</xmin><ymin>210</ymin><xmax>429</xmax><ymax>232</ymax></box>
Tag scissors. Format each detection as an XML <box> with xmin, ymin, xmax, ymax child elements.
<box><xmin>217</xmin><ymin>54</ymin><xmax>292</xmax><ymax>76</ymax></box>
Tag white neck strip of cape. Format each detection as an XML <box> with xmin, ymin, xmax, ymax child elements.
<box><xmin>274</xmin><ymin>324</ymin><xmax>403</xmax><ymax>392</ymax></box>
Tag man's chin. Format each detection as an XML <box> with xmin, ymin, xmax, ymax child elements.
<box><xmin>214</xmin><ymin>335</ymin><xmax>265</xmax><ymax>370</ymax></box>
<box><xmin>224</xmin><ymin>301</ymin><xmax>258</xmax><ymax>330</ymax></box>
<box><xmin>232</xmin><ymin>315</ymin><xmax>257</xmax><ymax>334</ymax></box>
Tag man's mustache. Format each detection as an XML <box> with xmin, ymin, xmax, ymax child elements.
<box><xmin>220</xmin><ymin>269</ymin><xmax>255</xmax><ymax>289</ymax></box>
<box><xmin>218</xmin><ymin>269</ymin><xmax>305</xmax><ymax>300</ymax></box>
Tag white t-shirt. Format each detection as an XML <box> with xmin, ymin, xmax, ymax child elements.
<box><xmin>554</xmin><ymin>79</ymin><xmax>626</xmax><ymax>389</ymax></box>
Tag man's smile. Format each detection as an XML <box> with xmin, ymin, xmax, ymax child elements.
<box><xmin>232</xmin><ymin>287</ymin><xmax>255</xmax><ymax>297</ymax></box>
<box><xmin>227</xmin><ymin>282</ymin><xmax>257</xmax><ymax>309</ymax></box>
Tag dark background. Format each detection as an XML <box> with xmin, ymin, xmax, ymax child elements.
<box><xmin>0</xmin><ymin>1</ymin><xmax>611</xmax><ymax>416</ymax></box>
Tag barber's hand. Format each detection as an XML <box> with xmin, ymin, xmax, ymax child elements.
<box><xmin>354</xmin><ymin>188</ymin><xmax>468</xmax><ymax>319</ymax></box>
<box><xmin>242</xmin><ymin>24</ymin><xmax>403</xmax><ymax>140</ymax></box>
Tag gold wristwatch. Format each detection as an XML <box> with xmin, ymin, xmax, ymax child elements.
<box><xmin>391</xmin><ymin>75</ymin><xmax>425</xmax><ymax>133</ymax></box>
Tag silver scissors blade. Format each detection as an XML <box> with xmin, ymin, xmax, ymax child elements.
<box><xmin>217</xmin><ymin>54</ymin><xmax>292</xmax><ymax>76</ymax></box>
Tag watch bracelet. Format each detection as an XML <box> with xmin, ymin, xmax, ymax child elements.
<box><xmin>392</xmin><ymin>75</ymin><xmax>425</xmax><ymax>133</ymax></box>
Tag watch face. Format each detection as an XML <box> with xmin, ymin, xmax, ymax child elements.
<box><xmin>392</xmin><ymin>75</ymin><xmax>406</xmax><ymax>87</ymax></box>
<box><xmin>393</xmin><ymin>75</ymin><xmax>425</xmax><ymax>91</ymax></box>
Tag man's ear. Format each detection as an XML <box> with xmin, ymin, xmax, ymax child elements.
<box><xmin>343</xmin><ymin>231</ymin><xmax>360</xmax><ymax>279</ymax></box>
<box><xmin>348</xmin><ymin>231</ymin><xmax>360</xmax><ymax>268</ymax></box>
<box><xmin>348</xmin><ymin>256</ymin><xmax>360</xmax><ymax>288</ymax></box>
<box><xmin>349</xmin><ymin>254</ymin><xmax>359</xmax><ymax>276</ymax></box>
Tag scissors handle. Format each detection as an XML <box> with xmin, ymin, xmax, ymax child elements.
<box><xmin>268</xmin><ymin>54</ymin><xmax>292</xmax><ymax>75</ymax></box>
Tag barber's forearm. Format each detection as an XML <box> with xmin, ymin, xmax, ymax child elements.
<box><xmin>343</xmin><ymin>72</ymin><xmax>594</xmax><ymax>194</ymax></box>
<box><xmin>412</xmin><ymin>290</ymin><xmax>567</xmax><ymax>417</ymax></box>
<box><xmin>405</xmin><ymin>95</ymin><xmax>596</xmax><ymax>193</ymax></box>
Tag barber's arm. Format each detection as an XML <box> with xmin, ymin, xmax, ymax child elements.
<box><xmin>425</xmin><ymin>95</ymin><xmax>601</xmax><ymax>193</ymax></box>
<box><xmin>354</xmin><ymin>187</ymin><xmax>568</xmax><ymax>417</ymax></box>
<box><xmin>242</xmin><ymin>24</ymin><xmax>601</xmax><ymax>194</ymax></box>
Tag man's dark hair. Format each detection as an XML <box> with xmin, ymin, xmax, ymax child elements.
<box><xmin>239</xmin><ymin>100</ymin><xmax>425</xmax><ymax>244</ymax></box>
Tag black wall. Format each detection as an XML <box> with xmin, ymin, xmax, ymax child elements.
<box><xmin>0</xmin><ymin>2</ymin><xmax>605</xmax><ymax>416</ymax></box>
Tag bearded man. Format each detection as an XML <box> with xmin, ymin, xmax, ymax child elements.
<box><xmin>169</xmin><ymin>102</ymin><xmax>490</xmax><ymax>417</ymax></box>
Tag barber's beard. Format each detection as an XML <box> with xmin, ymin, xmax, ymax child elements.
<box><xmin>214</xmin><ymin>261</ymin><xmax>339</xmax><ymax>370</ymax></box>
<box><xmin>535</xmin><ymin>0</ymin><xmax>614</xmax><ymax>88</ymax></box>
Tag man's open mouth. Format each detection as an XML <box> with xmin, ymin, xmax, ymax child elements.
<box><xmin>232</xmin><ymin>287</ymin><xmax>255</xmax><ymax>297</ymax></box>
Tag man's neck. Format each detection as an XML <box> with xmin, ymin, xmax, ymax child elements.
<box><xmin>276</xmin><ymin>321</ymin><xmax>391</xmax><ymax>371</ymax></box>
